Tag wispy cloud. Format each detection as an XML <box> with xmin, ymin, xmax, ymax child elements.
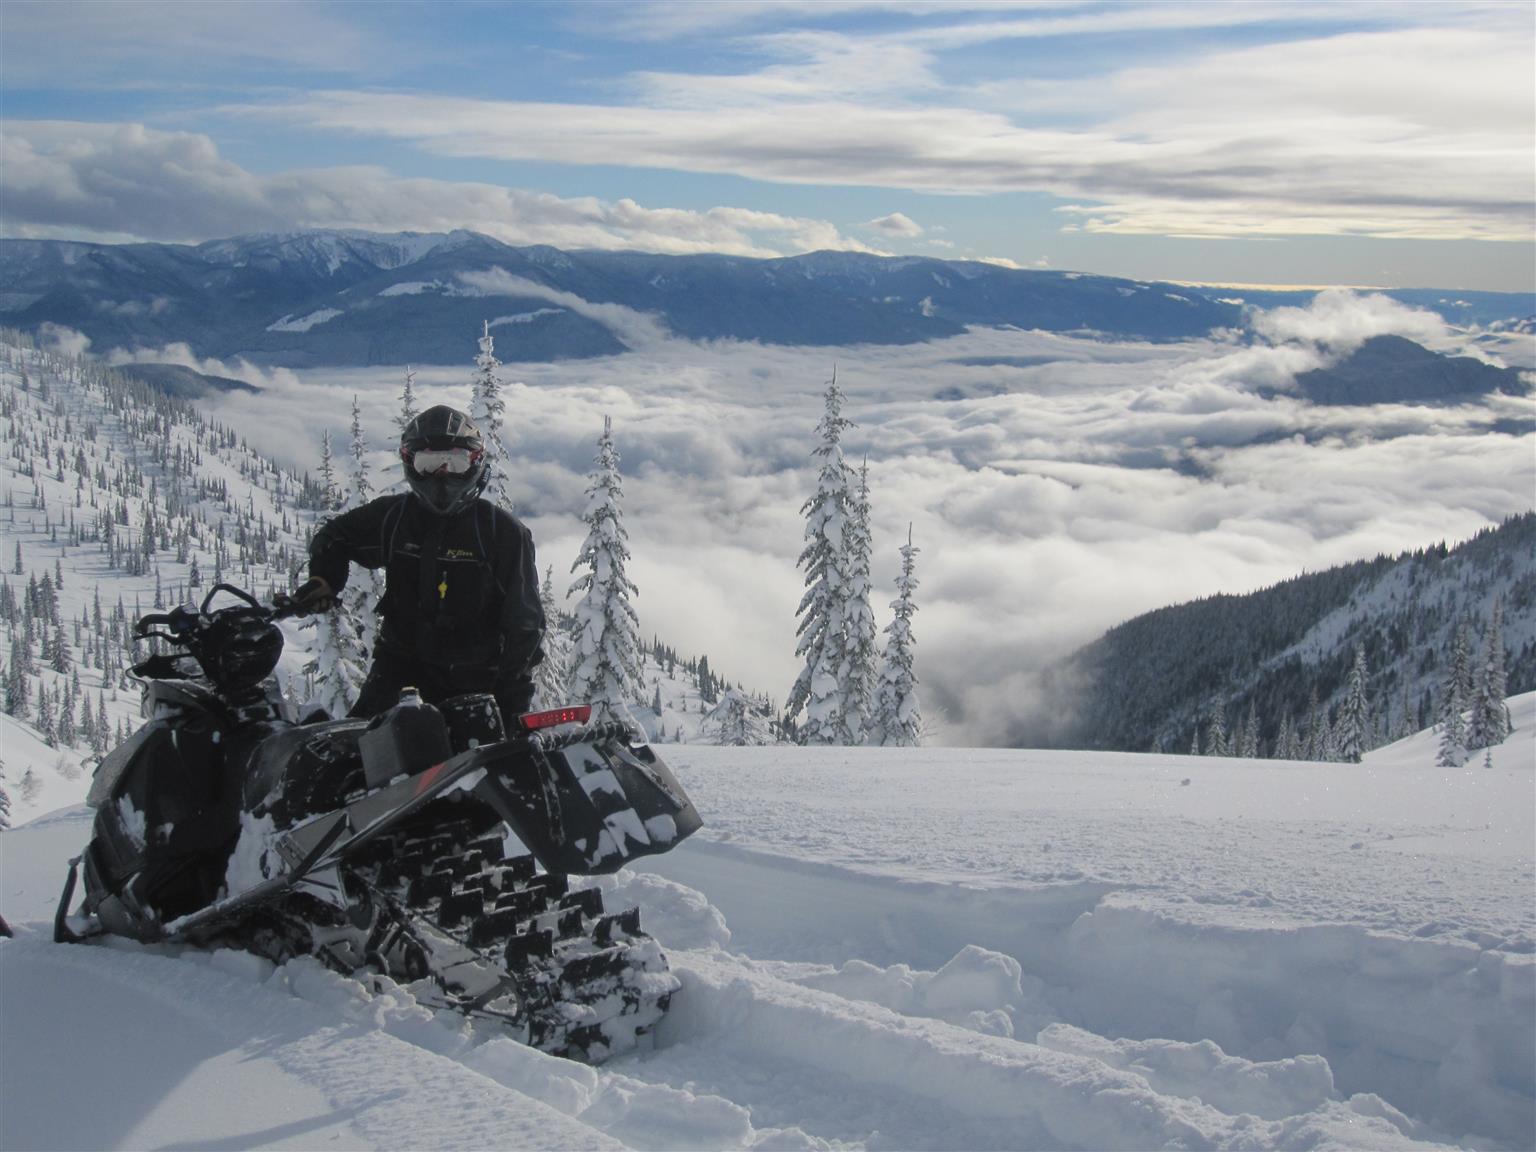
<box><xmin>223</xmin><ymin>10</ymin><xmax>1534</xmax><ymax>243</ymax></box>
<box><xmin>1</xmin><ymin>121</ymin><xmax>879</xmax><ymax>256</ymax></box>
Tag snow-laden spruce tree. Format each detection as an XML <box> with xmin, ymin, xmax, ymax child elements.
<box><xmin>1436</xmin><ymin>622</ymin><xmax>1471</xmax><ymax>767</ymax></box>
<box><xmin>1204</xmin><ymin>700</ymin><xmax>1228</xmax><ymax>757</ymax></box>
<box><xmin>1337</xmin><ymin>643</ymin><xmax>1370</xmax><ymax>763</ymax></box>
<box><xmin>702</xmin><ymin>688</ymin><xmax>776</xmax><ymax>746</ymax></box>
<box><xmin>533</xmin><ymin>565</ymin><xmax>575</xmax><ymax>709</ymax></box>
<box><xmin>343</xmin><ymin>396</ymin><xmax>384</xmax><ymax>655</ymax></box>
<box><xmin>787</xmin><ymin>374</ymin><xmax>857</xmax><ymax>744</ymax></box>
<box><xmin>568</xmin><ymin>417</ymin><xmax>643</xmax><ymax>726</ymax></box>
<box><xmin>1468</xmin><ymin>597</ymin><xmax>1511</xmax><ymax>751</ymax></box>
<box><xmin>395</xmin><ymin>365</ymin><xmax>419</xmax><ymax>434</ymax></box>
<box><xmin>1238</xmin><ymin>700</ymin><xmax>1260</xmax><ymax>759</ymax></box>
<box><xmin>471</xmin><ymin>321</ymin><xmax>515</xmax><ymax>511</ymax></box>
<box><xmin>303</xmin><ymin>426</ymin><xmax>369</xmax><ymax>717</ymax></box>
<box><xmin>870</xmin><ymin>526</ymin><xmax>922</xmax><ymax>746</ymax></box>
<box><xmin>841</xmin><ymin>460</ymin><xmax>878</xmax><ymax>744</ymax></box>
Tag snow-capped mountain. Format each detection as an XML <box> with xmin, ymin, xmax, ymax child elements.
<box><xmin>1044</xmin><ymin>514</ymin><xmax>1535</xmax><ymax>754</ymax></box>
<box><xmin>13</xmin><ymin>229</ymin><xmax>1532</xmax><ymax>369</ymax></box>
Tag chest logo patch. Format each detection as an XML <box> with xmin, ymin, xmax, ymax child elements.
<box><xmin>438</xmin><ymin>576</ymin><xmax>449</xmax><ymax>600</ymax></box>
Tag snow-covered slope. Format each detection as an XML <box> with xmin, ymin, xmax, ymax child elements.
<box><xmin>4</xmin><ymin>701</ymin><xmax>1531</xmax><ymax>1150</ymax></box>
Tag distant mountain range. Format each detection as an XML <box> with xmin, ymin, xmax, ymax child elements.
<box><xmin>2</xmin><ymin>230</ymin><xmax>1530</xmax><ymax>367</ymax></box>
<box><xmin>1031</xmin><ymin>513</ymin><xmax>1536</xmax><ymax>754</ymax></box>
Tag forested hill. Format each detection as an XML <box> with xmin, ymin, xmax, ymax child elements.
<box><xmin>1039</xmin><ymin>513</ymin><xmax>1535</xmax><ymax>755</ymax></box>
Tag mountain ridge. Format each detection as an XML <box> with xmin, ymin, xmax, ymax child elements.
<box><xmin>8</xmin><ymin>229</ymin><xmax>1527</xmax><ymax>367</ymax></box>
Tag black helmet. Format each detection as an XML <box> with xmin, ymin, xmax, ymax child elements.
<box><xmin>400</xmin><ymin>405</ymin><xmax>489</xmax><ymax>516</ymax></box>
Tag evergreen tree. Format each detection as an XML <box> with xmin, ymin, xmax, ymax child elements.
<box><xmin>533</xmin><ymin>565</ymin><xmax>574</xmax><ymax>709</ymax></box>
<box><xmin>303</xmin><ymin>428</ymin><xmax>368</xmax><ymax>716</ymax></box>
<box><xmin>1468</xmin><ymin>597</ymin><xmax>1511</xmax><ymax>750</ymax></box>
<box><xmin>0</xmin><ymin>764</ymin><xmax>10</xmax><ymax>830</ymax></box>
<box><xmin>1276</xmin><ymin>712</ymin><xmax>1297</xmax><ymax>760</ymax></box>
<box><xmin>1304</xmin><ymin>686</ymin><xmax>1324</xmax><ymax>760</ymax></box>
<box><xmin>1238</xmin><ymin>700</ymin><xmax>1260</xmax><ymax>758</ymax></box>
<box><xmin>787</xmin><ymin>373</ymin><xmax>856</xmax><ymax>744</ymax></box>
<box><xmin>1337</xmin><ymin>643</ymin><xmax>1370</xmax><ymax>763</ymax></box>
<box><xmin>343</xmin><ymin>395</ymin><xmax>384</xmax><ymax>655</ymax></box>
<box><xmin>1437</xmin><ymin>624</ymin><xmax>1471</xmax><ymax>767</ymax></box>
<box><xmin>870</xmin><ymin>525</ymin><xmax>922</xmax><ymax>747</ymax></box>
<box><xmin>701</xmin><ymin>688</ymin><xmax>775</xmax><ymax>746</ymax></box>
<box><xmin>1204</xmin><ymin>700</ymin><xmax>1228</xmax><ymax>757</ymax></box>
<box><xmin>567</xmin><ymin>417</ymin><xmax>643</xmax><ymax>726</ymax></box>
<box><xmin>841</xmin><ymin>459</ymin><xmax>878</xmax><ymax>744</ymax></box>
<box><xmin>396</xmin><ymin>365</ymin><xmax>420</xmax><ymax>434</ymax></box>
<box><xmin>471</xmin><ymin>321</ymin><xmax>514</xmax><ymax>511</ymax></box>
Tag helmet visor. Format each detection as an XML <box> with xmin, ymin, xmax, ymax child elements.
<box><xmin>412</xmin><ymin>447</ymin><xmax>481</xmax><ymax>476</ymax></box>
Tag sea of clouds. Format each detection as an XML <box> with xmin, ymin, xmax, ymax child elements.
<box><xmin>59</xmin><ymin>290</ymin><xmax>1534</xmax><ymax>746</ymax></box>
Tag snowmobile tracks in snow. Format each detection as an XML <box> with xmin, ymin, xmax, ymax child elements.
<box><xmin>349</xmin><ymin>817</ymin><xmax>676</xmax><ymax>1063</ymax></box>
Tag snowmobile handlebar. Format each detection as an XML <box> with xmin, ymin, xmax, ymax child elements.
<box><xmin>134</xmin><ymin>583</ymin><xmax>302</xmax><ymax>646</ymax></box>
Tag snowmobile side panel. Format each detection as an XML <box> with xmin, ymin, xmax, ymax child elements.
<box><xmin>166</xmin><ymin>742</ymin><xmax>513</xmax><ymax>937</ymax></box>
<box><xmin>476</xmin><ymin>729</ymin><xmax>701</xmax><ymax>875</ymax></box>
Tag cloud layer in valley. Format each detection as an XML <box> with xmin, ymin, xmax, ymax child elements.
<box><xmin>176</xmin><ymin>290</ymin><xmax>1534</xmax><ymax>745</ymax></box>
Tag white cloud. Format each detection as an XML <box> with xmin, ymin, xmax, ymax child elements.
<box><xmin>456</xmin><ymin>270</ymin><xmax>672</xmax><ymax>351</ymax></box>
<box><xmin>0</xmin><ymin>121</ymin><xmax>879</xmax><ymax>257</ymax></box>
<box><xmin>866</xmin><ymin>212</ymin><xmax>924</xmax><ymax>237</ymax></box>
<box><xmin>1250</xmin><ymin>289</ymin><xmax>1451</xmax><ymax>355</ymax></box>
<box><xmin>215</xmin><ymin>12</ymin><xmax>1535</xmax><ymax>243</ymax></box>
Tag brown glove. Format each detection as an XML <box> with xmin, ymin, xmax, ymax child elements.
<box><xmin>276</xmin><ymin>576</ymin><xmax>334</xmax><ymax>616</ymax></box>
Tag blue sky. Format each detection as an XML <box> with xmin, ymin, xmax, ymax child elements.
<box><xmin>4</xmin><ymin>1</ymin><xmax>1532</xmax><ymax>290</ymax></box>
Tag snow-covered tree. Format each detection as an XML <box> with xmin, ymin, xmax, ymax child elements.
<box><xmin>395</xmin><ymin>365</ymin><xmax>419</xmax><ymax>434</ymax></box>
<box><xmin>701</xmin><ymin>688</ymin><xmax>776</xmax><ymax>746</ymax></box>
<box><xmin>303</xmin><ymin>427</ymin><xmax>369</xmax><ymax>717</ymax></box>
<box><xmin>471</xmin><ymin>322</ymin><xmax>514</xmax><ymax>511</ymax></box>
<box><xmin>787</xmin><ymin>373</ymin><xmax>857</xmax><ymax>744</ymax></box>
<box><xmin>1203</xmin><ymin>700</ymin><xmax>1228</xmax><ymax>757</ymax></box>
<box><xmin>870</xmin><ymin>526</ymin><xmax>922</xmax><ymax>747</ymax></box>
<box><xmin>1468</xmin><ymin>597</ymin><xmax>1511</xmax><ymax>751</ymax></box>
<box><xmin>1337</xmin><ymin>643</ymin><xmax>1371</xmax><ymax>763</ymax></box>
<box><xmin>1436</xmin><ymin>623</ymin><xmax>1471</xmax><ymax>767</ymax></box>
<box><xmin>343</xmin><ymin>396</ymin><xmax>384</xmax><ymax>655</ymax></box>
<box><xmin>533</xmin><ymin>565</ymin><xmax>574</xmax><ymax>709</ymax></box>
<box><xmin>1304</xmin><ymin>687</ymin><xmax>1325</xmax><ymax>761</ymax></box>
<box><xmin>0</xmin><ymin>764</ymin><xmax>10</xmax><ymax>830</ymax></box>
<box><xmin>1238</xmin><ymin>700</ymin><xmax>1260</xmax><ymax>758</ymax></box>
<box><xmin>841</xmin><ymin>459</ymin><xmax>878</xmax><ymax>744</ymax></box>
<box><xmin>568</xmin><ymin>417</ymin><xmax>643</xmax><ymax>726</ymax></box>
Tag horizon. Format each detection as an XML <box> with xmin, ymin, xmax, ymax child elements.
<box><xmin>3</xmin><ymin>1</ymin><xmax>1532</xmax><ymax>292</ymax></box>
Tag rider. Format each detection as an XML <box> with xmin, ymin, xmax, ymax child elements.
<box><xmin>283</xmin><ymin>404</ymin><xmax>545</xmax><ymax>723</ymax></box>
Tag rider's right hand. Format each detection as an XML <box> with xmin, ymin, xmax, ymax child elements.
<box><xmin>276</xmin><ymin>576</ymin><xmax>334</xmax><ymax>616</ymax></box>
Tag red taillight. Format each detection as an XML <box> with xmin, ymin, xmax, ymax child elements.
<box><xmin>518</xmin><ymin>705</ymin><xmax>592</xmax><ymax>731</ymax></box>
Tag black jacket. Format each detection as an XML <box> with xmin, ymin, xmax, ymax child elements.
<box><xmin>309</xmin><ymin>493</ymin><xmax>545</xmax><ymax>677</ymax></box>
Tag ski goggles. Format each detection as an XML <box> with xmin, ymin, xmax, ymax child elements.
<box><xmin>410</xmin><ymin>446</ymin><xmax>481</xmax><ymax>475</ymax></box>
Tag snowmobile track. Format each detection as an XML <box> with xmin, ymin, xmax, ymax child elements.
<box><xmin>352</xmin><ymin>816</ymin><xmax>675</xmax><ymax>1063</ymax></box>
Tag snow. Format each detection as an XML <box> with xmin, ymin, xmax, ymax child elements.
<box><xmin>266</xmin><ymin>308</ymin><xmax>344</xmax><ymax>333</ymax></box>
<box><xmin>378</xmin><ymin>280</ymin><xmax>443</xmax><ymax>296</ymax></box>
<box><xmin>4</xmin><ymin>705</ymin><xmax>1532</xmax><ymax>1149</ymax></box>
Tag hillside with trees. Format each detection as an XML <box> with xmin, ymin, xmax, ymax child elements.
<box><xmin>1046</xmin><ymin>514</ymin><xmax>1534</xmax><ymax>759</ymax></box>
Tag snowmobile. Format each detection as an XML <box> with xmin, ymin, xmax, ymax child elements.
<box><xmin>54</xmin><ymin>584</ymin><xmax>702</xmax><ymax>1062</ymax></box>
